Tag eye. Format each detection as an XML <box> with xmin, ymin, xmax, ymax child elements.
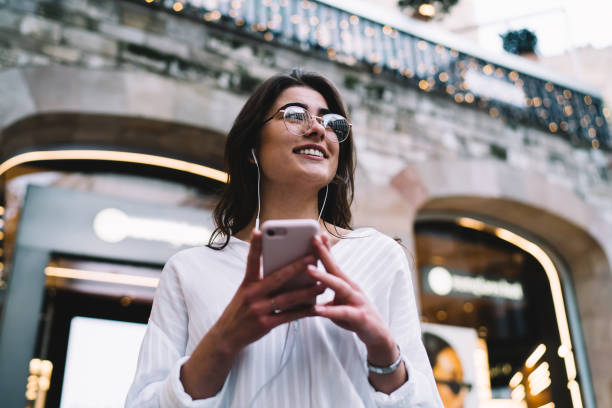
<box><xmin>284</xmin><ymin>106</ymin><xmax>308</xmax><ymax>123</ymax></box>
<box><xmin>323</xmin><ymin>114</ymin><xmax>349</xmax><ymax>135</ymax></box>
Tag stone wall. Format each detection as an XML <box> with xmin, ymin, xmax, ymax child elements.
<box><xmin>2</xmin><ymin>0</ymin><xmax>612</xmax><ymax>406</ymax></box>
<box><xmin>1</xmin><ymin>0</ymin><xmax>610</xmax><ymax>210</ymax></box>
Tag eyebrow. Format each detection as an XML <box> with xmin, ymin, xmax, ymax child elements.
<box><xmin>277</xmin><ymin>102</ymin><xmax>331</xmax><ymax>115</ymax></box>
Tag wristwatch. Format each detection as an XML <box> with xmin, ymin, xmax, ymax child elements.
<box><xmin>366</xmin><ymin>345</ymin><xmax>403</xmax><ymax>374</ymax></box>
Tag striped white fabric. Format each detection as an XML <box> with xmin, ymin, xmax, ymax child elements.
<box><xmin>126</xmin><ymin>228</ymin><xmax>442</xmax><ymax>407</ymax></box>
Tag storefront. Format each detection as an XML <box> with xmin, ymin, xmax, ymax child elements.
<box><xmin>414</xmin><ymin>214</ymin><xmax>593</xmax><ymax>408</ymax></box>
<box><xmin>0</xmin><ymin>161</ymin><xmax>221</xmax><ymax>407</ymax></box>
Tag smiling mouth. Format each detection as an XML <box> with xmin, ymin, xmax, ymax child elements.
<box><xmin>293</xmin><ymin>147</ymin><xmax>327</xmax><ymax>158</ymax></box>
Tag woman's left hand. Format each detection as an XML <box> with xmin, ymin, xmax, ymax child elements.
<box><xmin>307</xmin><ymin>234</ymin><xmax>397</xmax><ymax>364</ymax></box>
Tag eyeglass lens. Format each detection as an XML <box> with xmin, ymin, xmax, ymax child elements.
<box><xmin>283</xmin><ymin>106</ymin><xmax>350</xmax><ymax>142</ymax></box>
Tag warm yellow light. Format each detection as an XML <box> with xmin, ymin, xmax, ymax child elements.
<box><xmin>172</xmin><ymin>2</ymin><xmax>184</xmax><ymax>12</ymax></box>
<box><xmin>456</xmin><ymin>217</ymin><xmax>583</xmax><ymax>407</ymax></box>
<box><xmin>457</xmin><ymin>217</ymin><xmax>486</xmax><ymax>230</ymax></box>
<box><xmin>493</xmin><ymin>227</ymin><xmax>583</xmax><ymax>407</ymax></box>
<box><xmin>568</xmin><ymin>381</ymin><xmax>584</xmax><ymax>408</ymax></box>
<box><xmin>349</xmin><ymin>15</ymin><xmax>359</xmax><ymax>25</ymax></box>
<box><xmin>45</xmin><ymin>266</ymin><xmax>160</xmax><ymax>288</ymax></box>
<box><xmin>0</xmin><ymin>150</ymin><xmax>228</xmax><ymax>183</ymax></box>
<box><xmin>528</xmin><ymin>362</ymin><xmax>551</xmax><ymax>395</ymax></box>
<box><xmin>418</xmin><ymin>3</ymin><xmax>436</xmax><ymax>17</ymax></box>
<box><xmin>509</xmin><ymin>371</ymin><xmax>524</xmax><ymax>388</ymax></box>
<box><xmin>0</xmin><ymin>206</ymin><xmax>4</xmax><ymax>216</ymax></box>
<box><xmin>511</xmin><ymin>384</ymin><xmax>525</xmax><ymax>401</ymax></box>
<box><xmin>536</xmin><ymin>403</ymin><xmax>555</xmax><ymax>408</ymax></box>
<box><xmin>525</xmin><ymin>344</ymin><xmax>546</xmax><ymax>370</ymax></box>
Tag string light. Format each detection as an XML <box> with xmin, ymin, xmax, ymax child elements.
<box><xmin>147</xmin><ymin>0</ymin><xmax>609</xmax><ymax>150</ymax></box>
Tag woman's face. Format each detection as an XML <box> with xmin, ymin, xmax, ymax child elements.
<box><xmin>433</xmin><ymin>347</ymin><xmax>468</xmax><ymax>408</ymax></box>
<box><xmin>258</xmin><ymin>86</ymin><xmax>340</xmax><ymax>191</ymax></box>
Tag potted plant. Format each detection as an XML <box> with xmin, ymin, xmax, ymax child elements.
<box><xmin>500</xmin><ymin>29</ymin><xmax>538</xmax><ymax>59</ymax></box>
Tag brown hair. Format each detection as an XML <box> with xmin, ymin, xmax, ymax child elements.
<box><xmin>208</xmin><ymin>69</ymin><xmax>355</xmax><ymax>249</ymax></box>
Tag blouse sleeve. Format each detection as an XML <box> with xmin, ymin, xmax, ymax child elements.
<box><xmin>125</xmin><ymin>256</ymin><xmax>227</xmax><ymax>408</ymax></box>
<box><xmin>369</xmin><ymin>243</ymin><xmax>443</xmax><ymax>408</ymax></box>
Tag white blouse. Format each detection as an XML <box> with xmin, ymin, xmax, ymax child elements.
<box><xmin>126</xmin><ymin>228</ymin><xmax>442</xmax><ymax>408</ymax></box>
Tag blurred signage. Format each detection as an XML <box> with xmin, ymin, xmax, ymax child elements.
<box><xmin>93</xmin><ymin>208</ymin><xmax>211</xmax><ymax>247</ymax></box>
<box><xmin>424</xmin><ymin>265</ymin><xmax>524</xmax><ymax>301</ymax></box>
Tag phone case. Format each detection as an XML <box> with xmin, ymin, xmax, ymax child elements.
<box><xmin>261</xmin><ymin>219</ymin><xmax>319</xmax><ymax>291</ymax></box>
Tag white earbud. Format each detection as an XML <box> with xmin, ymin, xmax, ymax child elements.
<box><xmin>251</xmin><ymin>148</ymin><xmax>261</xmax><ymax>230</ymax></box>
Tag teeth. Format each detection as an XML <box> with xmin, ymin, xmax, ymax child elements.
<box><xmin>297</xmin><ymin>148</ymin><xmax>324</xmax><ymax>157</ymax></box>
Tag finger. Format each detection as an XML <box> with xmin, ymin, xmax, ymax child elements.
<box><xmin>253</xmin><ymin>255</ymin><xmax>315</xmax><ymax>297</ymax></box>
<box><xmin>243</xmin><ymin>230</ymin><xmax>263</xmax><ymax>283</ymax></box>
<box><xmin>313</xmin><ymin>236</ymin><xmax>360</xmax><ymax>291</ymax></box>
<box><xmin>266</xmin><ymin>306</ymin><xmax>317</xmax><ymax>327</ymax></box>
<box><xmin>269</xmin><ymin>283</ymin><xmax>326</xmax><ymax>312</ymax></box>
<box><xmin>313</xmin><ymin>304</ymin><xmax>360</xmax><ymax>322</ymax></box>
<box><xmin>307</xmin><ymin>265</ymin><xmax>354</xmax><ymax>301</ymax></box>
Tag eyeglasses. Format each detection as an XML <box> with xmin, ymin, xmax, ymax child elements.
<box><xmin>263</xmin><ymin>105</ymin><xmax>352</xmax><ymax>143</ymax></box>
<box><xmin>436</xmin><ymin>379</ymin><xmax>472</xmax><ymax>395</ymax></box>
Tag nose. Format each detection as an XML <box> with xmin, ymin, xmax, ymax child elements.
<box><xmin>305</xmin><ymin>116</ymin><xmax>326</xmax><ymax>141</ymax></box>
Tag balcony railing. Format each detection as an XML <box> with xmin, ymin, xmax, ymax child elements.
<box><xmin>134</xmin><ymin>0</ymin><xmax>611</xmax><ymax>151</ymax></box>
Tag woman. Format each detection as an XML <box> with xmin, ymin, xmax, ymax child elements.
<box><xmin>423</xmin><ymin>332</ymin><xmax>471</xmax><ymax>408</ymax></box>
<box><xmin>126</xmin><ymin>69</ymin><xmax>442</xmax><ymax>407</ymax></box>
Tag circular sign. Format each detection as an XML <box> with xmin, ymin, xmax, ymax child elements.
<box><xmin>93</xmin><ymin>208</ymin><xmax>129</xmax><ymax>243</ymax></box>
<box><xmin>428</xmin><ymin>266</ymin><xmax>453</xmax><ymax>296</ymax></box>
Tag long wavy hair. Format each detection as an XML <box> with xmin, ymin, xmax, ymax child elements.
<box><xmin>208</xmin><ymin>69</ymin><xmax>356</xmax><ymax>249</ymax></box>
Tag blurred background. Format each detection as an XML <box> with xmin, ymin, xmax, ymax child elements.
<box><xmin>0</xmin><ymin>0</ymin><xmax>610</xmax><ymax>407</ymax></box>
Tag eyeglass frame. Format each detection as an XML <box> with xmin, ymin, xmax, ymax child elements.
<box><xmin>262</xmin><ymin>105</ymin><xmax>352</xmax><ymax>143</ymax></box>
<box><xmin>435</xmin><ymin>379</ymin><xmax>473</xmax><ymax>395</ymax></box>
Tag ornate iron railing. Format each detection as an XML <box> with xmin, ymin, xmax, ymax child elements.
<box><xmin>135</xmin><ymin>0</ymin><xmax>611</xmax><ymax>150</ymax></box>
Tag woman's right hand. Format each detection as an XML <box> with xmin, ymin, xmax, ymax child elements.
<box><xmin>209</xmin><ymin>229</ymin><xmax>324</xmax><ymax>354</ymax></box>
<box><xmin>181</xmin><ymin>229</ymin><xmax>323</xmax><ymax>399</ymax></box>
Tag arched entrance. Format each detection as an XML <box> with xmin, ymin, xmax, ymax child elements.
<box><xmin>414</xmin><ymin>212</ymin><xmax>590</xmax><ymax>407</ymax></box>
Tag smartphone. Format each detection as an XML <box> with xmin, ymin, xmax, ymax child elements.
<box><xmin>261</xmin><ymin>219</ymin><xmax>319</xmax><ymax>292</ymax></box>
